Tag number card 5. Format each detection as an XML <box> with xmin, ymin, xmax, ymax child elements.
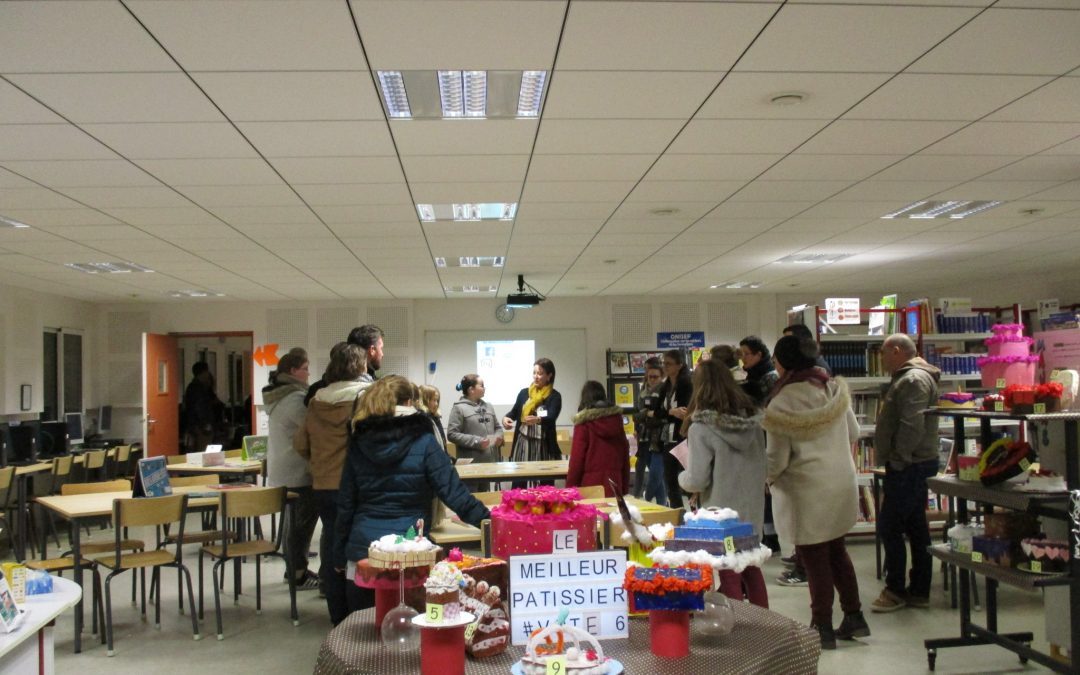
<box><xmin>426</xmin><ymin>603</ymin><xmax>444</xmax><ymax>623</ymax></box>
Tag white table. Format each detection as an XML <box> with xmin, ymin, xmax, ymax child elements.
<box><xmin>0</xmin><ymin>577</ymin><xmax>81</xmax><ymax>674</ymax></box>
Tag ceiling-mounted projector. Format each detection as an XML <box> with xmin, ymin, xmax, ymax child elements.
<box><xmin>506</xmin><ymin>274</ymin><xmax>544</xmax><ymax>308</ymax></box>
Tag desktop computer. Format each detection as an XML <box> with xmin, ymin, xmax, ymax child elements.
<box><xmin>6</xmin><ymin>421</ymin><xmax>40</xmax><ymax>466</ymax></box>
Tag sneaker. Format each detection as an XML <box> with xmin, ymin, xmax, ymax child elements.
<box><xmin>776</xmin><ymin>569</ymin><xmax>808</xmax><ymax>586</ymax></box>
<box><xmin>811</xmin><ymin>621</ymin><xmax>837</xmax><ymax>650</ymax></box>
<box><xmin>836</xmin><ymin>611</ymin><xmax>871</xmax><ymax>640</ymax></box>
<box><xmin>905</xmin><ymin>594</ymin><xmax>930</xmax><ymax>609</ymax></box>
<box><xmin>781</xmin><ymin>554</ymin><xmax>798</xmax><ymax>567</ymax></box>
<box><xmin>289</xmin><ymin>570</ymin><xmax>321</xmax><ymax>591</ymax></box>
<box><xmin>870</xmin><ymin>588</ymin><xmax>906</xmax><ymax>613</ymax></box>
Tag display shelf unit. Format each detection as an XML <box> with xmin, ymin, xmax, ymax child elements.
<box><xmin>921</xmin><ymin>408</ymin><xmax>1079</xmax><ymax>674</ymax></box>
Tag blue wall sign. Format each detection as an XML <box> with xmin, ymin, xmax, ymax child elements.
<box><xmin>656</xmin><ymin>332</ymin><xmax>705</xmax><ymax>348</ymax></box>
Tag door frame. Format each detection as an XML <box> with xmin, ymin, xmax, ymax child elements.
<box><xmin>171</xmin><ymin>331</ymin><xmax>256</xmax><ymax>439</ymax></box>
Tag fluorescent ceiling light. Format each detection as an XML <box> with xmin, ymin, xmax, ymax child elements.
<box><xmin>774</xmin><ymin>253</ymin><xmax>851</xmax><ymax>265</ymax></box>
<box><xmin>711</xmin><ymin>281</ymin><xmax>763</xmax><ymax>289</ymax></box>
<box><xmin>66</xmin><ymin>261</ymin><xmax>154</xmax><ymax>274</ymax></box>
<box><xmin>882</xmin><ymin>199</ymin><xmax>1005</xmax><ymax>220</ymax></box>
<box><xmin>376</xmin><ymin>71</ymin><xmax>411</xmax><ymax>118</ymax></box>
<box><xmin>0</xmin><ymin>214</ymin><xmax>30</xmax><ymax>229</ymax></box>
<box><xmin>437</xmin><ymin>70</ymin><xmax>464</xmax><ymax>117</ymax></box>
<box><xmin>419</xmin><ymin>203</ymin><xmax>517</xmax><ymax>222</ymax></box>
<box><xmin>168</xmin><ymin>289</ymin><xmax>224</xmax><ymax>298</ymax></box>
<box><xmin>434</xmin><ymin>257</ymin><xmax>447</xmax><ymax>268</ymax></box>
<box><xmin>445</xmin><ymin>284</ymin><xmax>497</xmax><ymax>294</ymax></box>
<box><xmin>435</xmin><ymin>256</ymin><xmax>505</xmax><ymax>268</ymax></box>
<box><xmin>517</xmin><ymin>70</ymin><xmax>546</xmax><ymax>117</ymax></box>
<box><xmin>464</xmin><ymin>70</ymin><xmax>487</xmax><ymax>117</ymax></box>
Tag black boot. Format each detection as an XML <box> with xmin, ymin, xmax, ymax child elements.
<box><xmin>836</xmin><ymin>611</ymin><xmax>870</xmax><ymax>640</ymax></box>
<box><xmin>811</xmin><ymin>621</ymin><xmax>837</xmax><ymax>650</ymax></box>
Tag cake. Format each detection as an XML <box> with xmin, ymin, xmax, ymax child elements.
<box><xmin>423</xmin><ymin>561</ymin><xmax>464</xmax><ymax>622</ymax></box>
<box><xmin>647</xmin><ymin>508</ymin><xmax>772</xmax><ymax>572</ymax></box>
<box><xmin>445</xmin><ymin>548</ymin><xmax>509</xmax><ymax>597</ymax></box>
<box><xmin>972</xmin><ymin>535</ymin><xmax>1015</xmax><ymax>567</ymax></box>
<box><xmin>518</xmin><ymin>612</ymin><xmax>613</xmax><ymax>675</ymax></box>
<box><xmin>459</xmin><ymin>575</ymin><xmax>510</xmax><ymax>658</ymax></box>
<box><xmin>623</xmin><ymin>564</ymin><xmax>713</xmax><ymax>611</ymax></box>
<box><xmin>982</xmin><ymin>394</ymin><xmax>1005</xmax><ymax>411</ymax></box>
<box><xmin>489</xmin><ymin>487</ymin><xmax>599</xmax><ymax>560</ymax></box>
<box><xmin>938</xmin><ymin>392</ymin><xmax>976</xmax><ymax>409</ymax></box>
<box><xmin>977</xmin><ymin>324</ymin><xmax>1038</xmax><ymax>388</ymax></box>
<box><xmin>1021</xmin><ymin>468</ymin><xmax>1066</xmax><ymax>492</ymax></box>
<box><xmin>367</xmin><ymin>519</ymin><xmax>440</xmax><ymax>569</ymax></box>
<box><xmin>978</xmin><ymin>438</ymin><xmax>1034</xmax><ymax>485</ymax></box>
<box><xmin>1021</xmin><ymin>537</ymin><xmax>1069</xmax><ymax>573</ymax></box>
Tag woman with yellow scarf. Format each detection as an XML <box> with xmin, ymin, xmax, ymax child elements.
<box><xmin>502</xmin><ymin>358</ymin><xmax>562</xmax><ymax>465</ymax></box>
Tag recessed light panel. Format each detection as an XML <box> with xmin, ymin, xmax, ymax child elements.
<box><xmin>444</xmin><ymin>284</ymin><xmax>498</xmax><ymax>294</ymax></box>
<box><xmin>774</xmin><ymin>253</ymin><xmax>851</xmax><ymax>265</ymax></box>
<box><xmin>881</xmin><ymin>200</ymin><xmax>1004</xmax><ymax>220</ymax></box>
<box><xmin>418</xmin><ymin>203</ymin><xmax>517</xmax><ymax>222</ymax></box>
<box><xmin>66</xmin><ymin>261</ymin><xmax>154</xmax><ymax>274</ymax></box>
<box><xmin>168</xmin><ymin>289</ymin><xmax>225</xmax><ymax>298</ymax></box>
<box><xmin>376</xmin><ymin>70</ymin><xmax>546</xmax><ymax>120</ymax></box>
<box><xmin>0</xmin><ymin>214</ymin><xmax>30</xmax><ymax>229</ymax></box>
<box><xmin>434</xmin><ymin>256</ymin><xmax>505</xmax><ymax>268</ymax></box>
<box><xmin>711</xmin><ymin>281</ymin><xmax>763</xmax><ymax>289</ymax></box>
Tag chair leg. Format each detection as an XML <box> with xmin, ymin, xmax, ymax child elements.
<box><xmin>93</xmin><ymin>569</ymin><xmax>106</xmax><ymax>645</ymax></box>
<box><xmin>153</xmin><ymin>567</ymin><xmax>161</xmax><ymax>629</ymax></box>
<box><xmin>104</xmin><ymin>572</ymin><xmax>117</xmax><ymax>657</ymax></box>
<box><xmin>197</xmin><ymin>549</ymin><xmax>205</xmax><ymax>620</ymax></box>
<box><xmin>131</xmin><ymin>562</ymin><xmax>137</xmax><ymax>606</ymax></box>
<box><xmin>255</xmin><ymin>554</ymin><xmax>261</xmax><ymax>615</ymax></box>
<box><xmin>177</xmin><ymin>558</ymin><xmax>184</xmax><ymax>615</ymax></box>
<box><xmin>179</xmin><ymin>563</ymin><xmax>200</xmax><ymax>641</ymax></box>
<box><xmin>212</xmin><ymin>559</ymin><xmax>225</xmax><ymax>641</ymax></box>
<box><xmin>140</xmin><ymin>568</ymin><xmax>147</xmax><ymax>617</ymax></box>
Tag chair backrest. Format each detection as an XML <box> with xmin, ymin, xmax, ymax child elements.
<box><xmin>166</xmin><ymin>454</ymin><xmax>188</xmax><ymax>465</ymax></box>
<box><xmin>0</xmin><ymin>466</ymin><xmax>13</xmax><ymax>492</ymax></box>
<box><xmin>115</xmin><ymin>493</ymin><xmax>187</xmax><ymax>529</ymax></box>
<box><xmin>220</xmin><ymin>486</ymin><xmax>285</xmax><ymax>521</ymax></box>
<box><xmin>114</xmin><ymin>445</ymin><xmax>131</xmax><ymax>463</ymax></box>
<box><xmin>577</xmin><ymin>485</ymin><xmax>605</xmax><ymax>500</ymax></box>
<box><xmin>0</xmin><ymin>466</ymin><xmax>13</xmax><ymax>509</ymax></box>
<box><xmin>83</xmin><ymin>449</ymin><xmax>106</xmax><ymax>470</ymax></box>
<box><xmin>223</xmin><ymin>449</ymin><xmax>242</xmax><ymax>459</ymax></box>
<box><xmin>471</xmin><ymin>490</ymin><xmax>504</xmax><ymax>506</ymax></box>
<box><xmin>170</xmin><ymin>474</ymin><xmax>220</xmax><ymax>488</ymax></box>
<box><xmin>52</xmin><ymin>454</ymin><xmax>74</xmax><ymax>477</ymax></box>
<box><xmin>61</xmin><ymin>478</ymin><xmax>132</xmax><ymax>496</ymax></box>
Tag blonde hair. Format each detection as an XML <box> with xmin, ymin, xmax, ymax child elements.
<box><xmin>418</xmin><ymin>384</ymin><xmax>442</xmax><ymax>417</ymax></box>
<box><xmin>353</xmin><ymin>375</ymin><xmax>413</xmax><ymax>423</ymax></box>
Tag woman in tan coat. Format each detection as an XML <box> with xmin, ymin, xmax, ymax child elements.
<box><xmin>294</xmin><ymin>343</ymin><xmax>371</xmax><ymax>625</ymax></box>
<box><xmin>762</xmin><ymin>335</ymin><xmax>867</xmax><ymax>650</ymax></box>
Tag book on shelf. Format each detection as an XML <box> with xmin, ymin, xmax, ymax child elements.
<box><xmin>856</xmin><ymin>486</ymin><xmax>877</xmax><ymax>523</ymax></box>
<box><xmin>821</xmin><ymin>343</ymin><xmax>886</xmax><ymax>378</ymax></box>
<box><xmin>853</xmin><ymin>438</ymin><xmax>877</xmax><ymax>472</ymax></box>
<box><xmin>906</xmin><ymin>298</ymin><xmax>932</xmax><ymax>335</ymax></box>
<box><xmin>934</xmin><ymin>312</ymin><xmax>991</xmax><ymax>334</ymax></box>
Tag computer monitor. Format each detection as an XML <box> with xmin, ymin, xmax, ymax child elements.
<box><xmin>40</xmin><ymin>420</ymin><xmax>70</xmax><ymax>457</ymax></box>
<box><xmin>0</xmin><ymin>423</ymin><xmax>10</xmax><ymax>467</ymax></box>
<box><xmin>98</xmin><ymin>405</ymin><xmax>112</xmax><ymax>434</ymax></box>
<box><xmin>65</xmin><ymin>412</ymin><xmax>84</xmax><ymax>446</ymax></box>
<box><xmin>8</xmin><ymin>421</ymin><xmax>39</xmax><ymax>465</ymax></box>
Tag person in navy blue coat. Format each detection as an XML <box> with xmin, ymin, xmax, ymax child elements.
<box><xmin>335</xmin><ymin>375</ymin><xmax>489</xmax><ymax>612</ymax></box>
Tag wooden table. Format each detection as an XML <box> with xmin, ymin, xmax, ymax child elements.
<box><xmin>167</xmin><ymin>460</ymin><xmax>262</xmax><ymax>479</ymax></box>
<box><xmin>13</xmin><ymin>461</ymin><xmax>54</xmax><ymax>562</ymax></box>
<box><xmin>454</xmin><ymin>459</ymin><xmax>568</xmax><ymax>482</ymax></box>
<box><xmin>34</xmin><ymin>484</ymin><xmax>296</xmax><ymax>653</ymax></box>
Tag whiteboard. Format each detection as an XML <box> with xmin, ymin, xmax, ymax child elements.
<box><xmin>424</xmin><ymin>329</ymin><xmax>587</xmax><ymax>426</ymax></box>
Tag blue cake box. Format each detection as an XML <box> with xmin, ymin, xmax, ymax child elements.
<box><xmin>632</xmin><ymin>591</ymin><xmax>705</xmax><ymax>612</ymax></box>
<box><xmin>673</xmin><ymin>520</ymin><xmax>753</xmax><ymax>541</ymax></box>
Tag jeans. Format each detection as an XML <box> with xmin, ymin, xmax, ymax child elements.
<box><xmin>797</xmin><ymin>536</ymin><xmax>861</xmax><ymax>626</ymax></box>
<box><xmin>286</xmin><ymin>486</ymin><xmax>319</xmax><ymax>578</ymax></box>
<box><xmin>315</xmin><ymin>489</ymin><xmax>348</xmax><ymax>625</ymax></box>
<box><xmin>643</xmin><ymin>451</ymin><xmax>666</xmax><ymax>506</ymax></box>
<box><xmin>877</xmin><ymin>458</ymin><xmax>939</xmax><ymax>598</ymax></box>
<box><xmin>662</xmin><ymin>444</ymin><xmax>684</xmax><ymax>509</ymax></box>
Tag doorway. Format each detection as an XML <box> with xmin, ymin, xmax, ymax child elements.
<box><xmin>168</xmin><ymin>332</ymin><xmax>254</xmax><ymax>453</ymax></box>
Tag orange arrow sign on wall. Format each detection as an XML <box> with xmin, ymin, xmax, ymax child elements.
<box><xmin>253</xmin><ymin>343</ymin><xmax>279</xmax><ymax>367</ymax></box>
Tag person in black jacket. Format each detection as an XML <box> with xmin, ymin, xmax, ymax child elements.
<box><xmin>334</xmin><ymin>375</ymin><xmax>489</xmax><ymax>612</ymax></box>
<box><xmin>502</xmin><ymin>357</ymin><xmax>562</xmax><ymax>464</ymax></box>
<box><xmin>739</xmin><ymin>336</ymin><xmax>780</xmax><ymax>405</ymax></box>
<box><xmin>653</xmin><ymin>349</ymin><xmax>693</xmax><ymax>508</ymax></box>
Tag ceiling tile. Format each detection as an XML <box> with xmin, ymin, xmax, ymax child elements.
<box><xmin>237</xmin><ymin>121</ymin><xmax>396</xmax><ymax>157</ymax></box>
<box><xmin>558</xmin><ymin>2</ymin><xmax>778</xmax><ymax>71</ymax></box>
<box><xmin>1</xmin><ymin>159</ymin><xmax>158</xmax><ymax>188</ymax></box>
<box><xmin>910</xmin><ymin>8</ymin><xmax>1080</xmax><ymax>75</ymax></box>
<box><xmin>698</xmin><ymin>72</ymin><xmax>891</xmax><ymax>120</ymax></box>
<box><xmin>668</xmin><ymin>120</ymin><xmax>828</xmax><ymax>155</ymax></box>
<box><xmin>535</xmin><ymin>119</ymin><xmax>684</xmax><ymax>155</ymax></box>
<box><xmin>210</xmin><ymin>205</ymin><xmax>320</xmax><ymax>226</ymax></box>
<box><xmin>402</xmin><ymin>155</ymin><xmax>529</xmax><ymax>183</ymax></box>
<box><xmin>0</xmin><ymin>124</ymin><xmax>115</xmax><ymax>161</ymax></box>
<box><xmin>845</xmin><ymin>74</ymin><xmax>1051</xmax><ymax>121</ymax></box>
<box><xmin>82</xmin><ymin>123</ymin><xmax>256</xmax><ymax>160</ymax></box>
<box><xmin>733</xmin><ymin>180</ymin><xmax>853</xmax><ymax>203</ymax></box>
<box><xmin>625</xmin><ymin>181</ymin><xmax>745</xmax><ymax>203</ymax></box>
<box><xmin>8</xmin><ymin>74</ymin><xmax>224</xmax><ymax>124</ymax></box>
<box><xmin>0</xmin><ymin>79</ymin><xmax>64</xmax><ymax>124</ymax></box>
<box><xmin>135</xmin><ymin>158</ymin><xmax>283</xmax><ymax>186</ymax></box>
<box><xmin>192</xmin><ymin>71</ymin><xmax>385</xmax><ymax>122</ymax></box>
<box><xmin>176</xmin><ymin>185</ymin><xmax>302</xmax><ymax>208</ymax></box>
<box><xmin>797</xmin><ymin>120</ymin><xmax>965</xmax><ymax>155</ymax></box>
<box><xmin>355</xmin><ymin>0</ymin><xmax>564</xmax><ymax>70</ymax></box>
<box><xmin>544</xmin><ymin>72</ymin><xmax>721</xmax><ymax>120</ymax></box>
<box><xmin>409</xmin><ymin>182</ymin><xmax>521</xmax><ymax>204</ymax></box>
<box><xmin>392</xmin><ymin>120</ymin><xmax>538</xmax><ymax>156</ymax></box>
<box><xmin>61</xmin><ymin>186</ymin><xmax>194</xmax><ymax>209</ymax></box>
<box><xmin>312</xmin><ymin>204</ymin><xmax>418</xmax><ymax>224</ymax></box>
<box><xmin>0</xmin><ymin>187</ymin><xmax>81</xmax><ymax>209</ymax></box>
<box><xmin>523</xmin><ymin>181</ymin><xmax>634</xmax><ymax>203</ymax></box>
<box><xmin>105</xmin><ymin>207</ymin><xmax>222</xmax><ymax>227</ymax></box>
<box><xmin>292</xmin><ymin>183</ymin><xmax>411</xmax><ymax>206</ymax></box>
<box><xmin>988</xmin><ymin>77</ymin><xmax>1080</xmax><ymax>123</ymax></box>
<box><xmin>0</xmin><ymin>208</ymin><xmax>120</xmax><ymax>227</ymax></box>
<box><xmin>737</xmin><ymin>4</ymin><xmax>979</xmax><ymax>72</ymax></box>
<box><xmin>924</xmin><ymin>122</ymin><xmax>1080</xmax><ymax>155</ymax></box>
<box><xmin>648</xmin><ymin>155</ymin><xmax>783</xmax><ymax>181</ymax></box>
<box><xmin>833</xmin><ymin>181</ymin><xmax>961</xmax><ymax>202</ymax></box>
<box><xmin>270</xmin><ymin>157</ymin><xmax>405</xmax><ymax>184</ymax></box>
<box><xmin>127</xmin><ymin>0</ymin><xmax>368</xmax><ymax>71</ymax></box>
<box><xmin>976</xmin><ymin>156</ymin><xmax>1080</xmax><ymax>182</ymax></box>
<box><xmin>872</xmin><ymin>155</ymin><xmax>1022</xmax><ymax>182</ymax></box>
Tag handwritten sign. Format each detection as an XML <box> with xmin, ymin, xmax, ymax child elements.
<box><xmin>508</xmin><ymin>549</ymin><xmax>628</xmax><ymax>645</ymax></box>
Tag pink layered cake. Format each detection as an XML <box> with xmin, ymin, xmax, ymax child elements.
<box><xmin>978</xmin><ymin>324</ymin><xmax>1038</xmax><ymax>388</ymax></box>
<box><xmin>490</xmin><ymin>487</ymin><xmax>599</xmax><ymax>560</ymax></box>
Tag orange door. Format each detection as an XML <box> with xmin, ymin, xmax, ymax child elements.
<box><xmin>143</xmin><ymin>333</ymin><xmax>180</xmax><ymax>457</ymax></box>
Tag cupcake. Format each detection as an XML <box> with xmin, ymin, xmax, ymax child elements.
<box><xmin>424</xmin><ymin>561</ymin><xmax>465</xmax><ymax>622</ymax></box>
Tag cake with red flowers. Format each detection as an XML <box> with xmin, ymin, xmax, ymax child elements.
<box><xmin>978</xmin><ymin>324</ymin><xmax>1038</xmax><ymax>388</ymax></box>
<box><xmin>489</xmin><ymin>487</ymin><xmax>599</xmax><ymax>560</ymax></box>
<box><xmin>623</xmin><ymin>564</ymin><xmax>713</xmax><ymax>611</ymax></box>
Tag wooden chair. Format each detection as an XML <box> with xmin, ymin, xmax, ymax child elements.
<box><xmin>28</xmin><ymin>455</ymin><xmax>75</xmax><ymax>555</ymax></box>
<box><xmin>60</xmin><ymin>479</ymin><xmax>144</xmax><ymax>603</ymax></box>
<box><xmin>200</xmin><ymin>486</ymin><xmax>293</xmax><ymax>640</ymax></box>
<box><xmin>0</xmin><ymin>467</ymin><xmax>14</xmax><ymax>553</ymax></box>
<box><xmin>162</xmin><ymin>475</ymin><xmax>232</xmax><ymax>619</ymax></box>
<box><xmin>471</xmin><ymin>490</ymin><xmax>504</xmax><ymax>507</ymax></box>
<box><xmin>223</xmin><ymin>449</ymin><xmax>242</xmax><ymax>459</ymax></box>
<box><xmin>93</xmin><ymin>493</ymin><xmax>200</xmax><ymax>656</ymax></box>
<box><xmin>166</xmin><ymin>454</ymin><xmax>189</xmax><ymax>465</ymax></box>
<box><xmin>81</xmin><ymin>449</ymin><xmax>107</xmax><ymax>482</ymax></box>
<box><xmin>577</xmin><ymin>485</ymin><xmax>605</xmax><ymax>500</ymax></box>
<box><xmin>109</xmin><ymin>445</ymin><xmax>132</xmax><ymax>479</ymax></box>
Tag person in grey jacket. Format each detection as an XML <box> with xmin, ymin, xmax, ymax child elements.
<box><xmin>872</xmin><ymin>333</ymin><xmax>941</xmax><ymax>613</ymax></box>
<box><xmin>446</xmin><ymin>374</ymin><xmax>503</xmax><ymax>489</ymax></box>
<box><xmin>680</xmin><ymin>359</ymin><xmax>769</xmax><ymax>607</ymax></box>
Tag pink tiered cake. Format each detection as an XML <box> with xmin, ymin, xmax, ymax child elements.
<box><xmin>489</xmin><ymin>487</ymin><xmax>599</xmax><ymax>560</ymax></box>
<box><xmin>977</xmin><ymin>324</ymin><xmax>1038</xmax><ymax>388</ymax></box>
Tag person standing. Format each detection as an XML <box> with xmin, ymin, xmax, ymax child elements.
<box><xmin>871</xmin><ymin>333</ymin><xmax>941</xmax><ymax>613</ymax></box>
<box><xmin>632</xmin><ymin>358</ymin><xmax>666</xmax><ymax>502</ymax></box>
<box><xmin>417</xmin><ymin>384</ymin><xmax>447</xmax><ymax>448</ymax></box>
<box><xmin>740</xmin><ymin>335</ymin><xmax>783</xmax><ymax>556</ymax></box>
<box><xmin>446</xmin><ymin>374</ymin><xmax>503</xmax><ymax>489</ymax></box>
<box><xmin>502</xmin><ymin>358</ymin><xmax>562</xmax><ymax>463</ymax></box>
<box><xmin>654</xmin><ymin>350</ymin><xmax>692</xmax><ymax>508</ymax></box>
<box><xmin>183</xmin><ymin>362</ymin><xmax>221</xmax><ymax>453</ymax></box>
<box><xmin>763</xmin><ymin>335</ymin><xmax>868</xmax><ymax>649</ymax></box>
<box><xmin>264</xmin><ymin>348</ymin><xmax>320</xmax><ymax>590</ymax></box>
<box><xmin>679</xmin><ymin>360</ymin><xmax>769</xmax><ymax>607</ymax></box>
<box><xmin>294</xmin><ymin>343</ymin><xmax>372</xmax><ymax>624</ymax></box>
<box><xmin>306</xmin><ymin>324</ymin><xmax>384</xmax><ymax>405</ymax></box>
<box><xmin>567</xmin><ymin>381</ymin><xmax>630</xmax><ymax>497</ymax></box>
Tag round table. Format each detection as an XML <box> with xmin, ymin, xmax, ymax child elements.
<box><xmin>314</xmin><ymin>600</ymin><xmax>820</xmax><ymax>675</ymax></box>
